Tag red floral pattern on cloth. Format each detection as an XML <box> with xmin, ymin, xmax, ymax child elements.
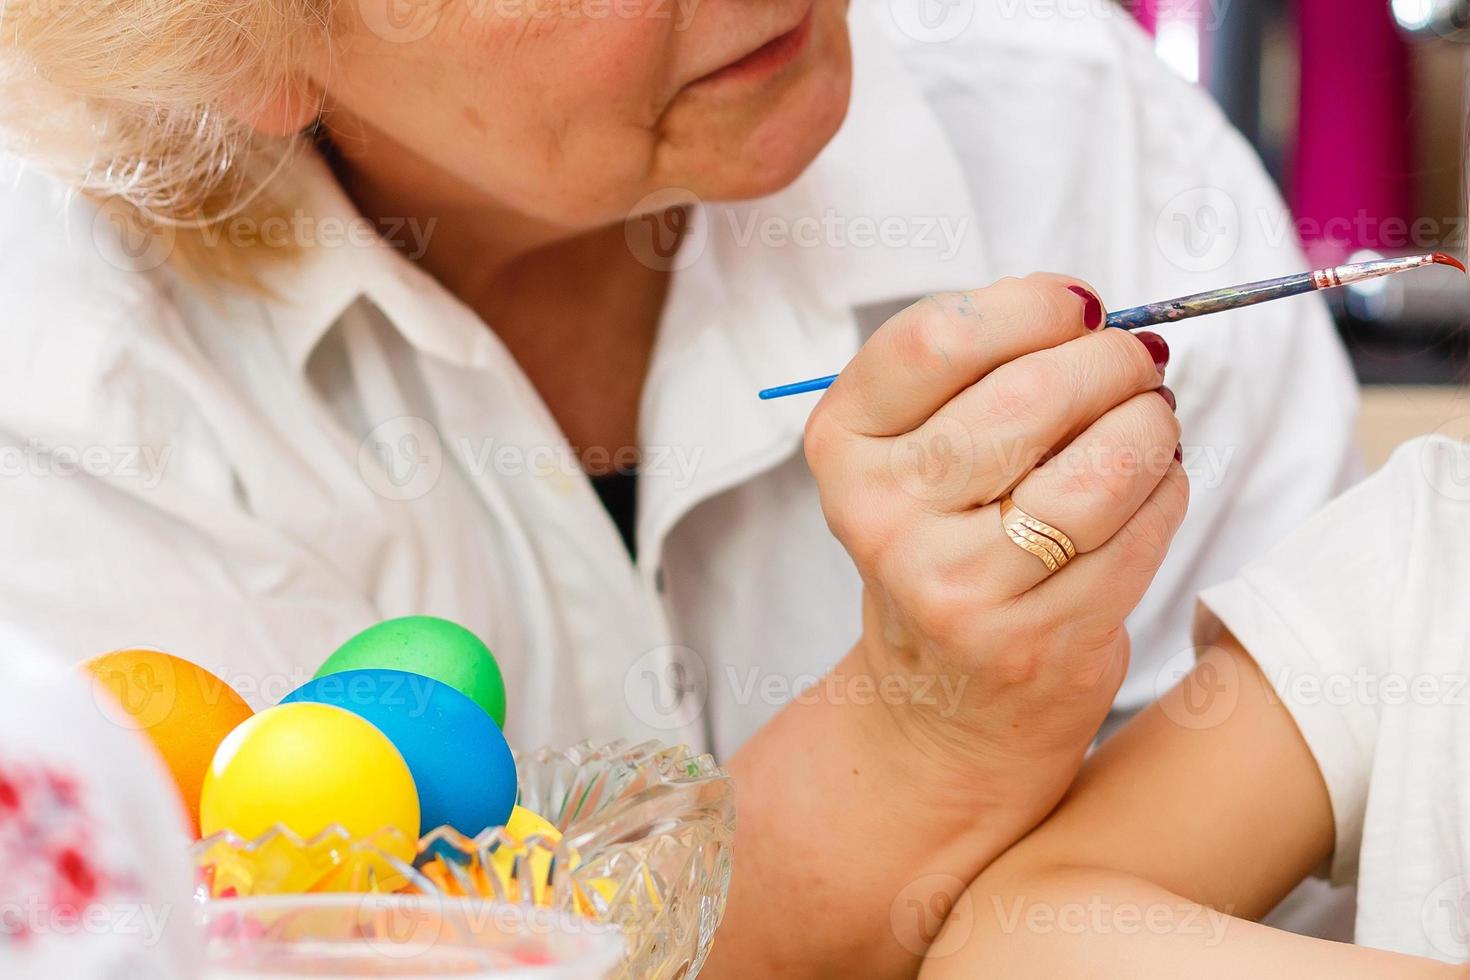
<box><xmin>0</xmin><ymin>759</ymin><xmax>139</xmax><ymax>944</ymax></box>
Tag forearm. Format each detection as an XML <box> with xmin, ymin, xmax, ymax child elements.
<box><xmin>925</xmin><ymin>866</ymin><xmax>1455</xmax><ymax>980</ymax></box>
<box><xmin>702</xmin><ymin>644</ymin><xmax>1090</xmax><ymax>980</ymax></box>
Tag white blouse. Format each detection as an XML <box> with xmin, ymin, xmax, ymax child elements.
<box><xmin>1201</xmin><ymin>436</ymin><xmax>1470</xmax><ymax>961</ymax></box>
<box><xmin>0</xmin><ymin>0</ymin><xmax>1359</xmax><ymax>757</ymax></box>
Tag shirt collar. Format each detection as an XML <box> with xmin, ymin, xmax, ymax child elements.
<box><xmin>255</xmin><ymin>150</ymin><xmax>499</xmax><ymax>373</ymax></box>
<box><xmin>257</xmin><ymin>4</ymin><xmax>986</xmax><ymax>373</ymax></box>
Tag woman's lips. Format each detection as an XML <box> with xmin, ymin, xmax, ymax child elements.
<box><xmin>692</xmin><ymin>5</ymin><xmax>816</xmax><ymax>87</ymax></box>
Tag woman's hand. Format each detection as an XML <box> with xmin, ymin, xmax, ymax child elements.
<box><xmin>708</xmin><ymin>274</ymin><xmax>1188</xmax><ymax>980</ymax></box>
<box><xmin>805</xmin><ymin>272</ymin><xmax>1187</xmax><ymax>801</ymax></box>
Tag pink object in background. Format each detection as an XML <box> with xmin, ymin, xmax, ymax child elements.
<box><xmin>1293</xmin><ymin>0</ymin><xmax>1415</xmax><ymax>266</ymax></box>
<box><xmin>1133</xmin><ymin>0</ymin><xmax>1157</xmax><ymax>34</ymax></box>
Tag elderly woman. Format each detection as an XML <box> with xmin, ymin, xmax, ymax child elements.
<box><xmin>0</xmin><ymin>0</ymin><xmax>1355</xmax><ymax>974</ymax></box>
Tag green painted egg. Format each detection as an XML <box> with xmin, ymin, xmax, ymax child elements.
<box><xmin>314</xmin><ymin>616</ymin><xmax>507</xmax><ymax>727</ymax></box>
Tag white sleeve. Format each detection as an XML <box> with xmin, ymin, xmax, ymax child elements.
<box><xmin>1196</xmin><ymin>449</ymin><xmax>1415</xmax><ymax>885</ymax></box>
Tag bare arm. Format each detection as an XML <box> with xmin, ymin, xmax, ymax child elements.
<box><xmin>920</xmin><ymin>636</ymin><xmax>1457</xmax><ymax>979</ymax></box>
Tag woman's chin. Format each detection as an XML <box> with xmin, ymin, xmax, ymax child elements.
<box><xmin>659</xmin><ymin>10</ymin><xmax>853</xmax><ymax>203</ymax></box>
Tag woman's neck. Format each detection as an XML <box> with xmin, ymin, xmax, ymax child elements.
<box><xmin>326</xmin><ymin>138</ymin><xmax>674</xmax><ymax>463</ymax></box>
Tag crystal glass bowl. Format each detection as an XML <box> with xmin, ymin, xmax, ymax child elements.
<box><xmin>194</xmin><ymin>741</ymin><xmax>735</xmax><ymax>979</ymax></box>
<box><xmin>200</xmin><ymin>895</ymin><xmax>625</xmax><ymax>979</ymax></box>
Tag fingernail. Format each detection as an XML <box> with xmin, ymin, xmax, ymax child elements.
<box><xmin>1136</xmin><ymin>331</ymin><xmax>1170</xmax><ymax>371</ymax></box>
<box><xmin>1156</xmin><ymin>385</ymin><xmax>1176</xmax><ymax>411</ymax></box>
<box><xmin>1173</xmin><ymin>445</ymin><xmax>1184</xmax><ymax>464</ymax></box>
<box><xmin>1067</xmin><ymin>285</ymin><xmax>1104</xmax><ymax>330</ymax></box>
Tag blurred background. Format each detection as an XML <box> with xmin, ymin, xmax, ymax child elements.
<box><xmin>1127</xmin><ymin>0</ymin><xmax>1470</xmax><ymax>464</ymax></box>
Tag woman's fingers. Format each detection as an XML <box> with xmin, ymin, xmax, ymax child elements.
<box><xmin>1007</xmin><ymin>387</ymin><xmax>1180</xmax><ymax>560</ymax></box>
<box><xmin>909</xmin><ymin>326</ymin><xmax>1168</xmax><ymax>511</ymax></box>
<box><xmin>820</xmin><ymin>273</ymin><xmax>1104</xmax><ymax>438</ymax></box>
<box><xmin>891</xmin><ymin>389</ymin><xmax>1181</xmax><ymax>608</ymax></box>
<box><xmin>1027</xmin><ymin>456</ymin><xmax>1191</xmax><ymax>633</ymax></box>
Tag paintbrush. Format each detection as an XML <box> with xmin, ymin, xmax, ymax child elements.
<box><xmin>757</xmin><ymin>252</ymin><xmax>1468</xmax><ymax>400</ymax></box>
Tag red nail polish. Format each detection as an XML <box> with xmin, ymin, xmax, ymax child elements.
<box><xmin>1067</xmin><ymin>285</ymin><xmax>1104</xmax><ymax>330</ymax></box>
<box><xmin>1157</xmin><ymin>385</ymin><xmax>1176</xmax><ymax>411</ymax></box>
<box><xmin>1173</xmin><ymin>445</ymin><xmax>1184</xmax><ymax>464</ymax></box>
<box><xmin>1136</xmin><ymin>331</ymin><xmax>1170</xmax><ymax>371</ymax></box>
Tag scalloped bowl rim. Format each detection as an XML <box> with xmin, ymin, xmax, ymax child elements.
<box><xmin>194</xmin><ymin>740</ymin><xmax>733</xmax><ymax>854</ymax></box>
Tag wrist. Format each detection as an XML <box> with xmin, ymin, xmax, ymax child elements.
<box><xmin>837</xmin><ymin>640</ymin><xmax>1087</xmax><ymax>841</ymax></box>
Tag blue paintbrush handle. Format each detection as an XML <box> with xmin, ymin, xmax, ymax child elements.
<box><xmin>757</xmin><ymin>272</ymin><xmax>1319</xmax><ymax>400</ymax></box>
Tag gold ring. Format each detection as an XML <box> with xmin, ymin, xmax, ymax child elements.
<box><xmin>1000</xmin><ymin>495</ymin><xmax>1077</xmax><ymax>575</ymax></box>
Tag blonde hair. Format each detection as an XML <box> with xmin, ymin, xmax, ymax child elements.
<box><xmin>0</xmin><ymin>0</ymin><xmax>332</xmax><ymax>281</ymax></box>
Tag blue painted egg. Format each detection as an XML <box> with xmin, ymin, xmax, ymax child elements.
<box><xmin>282</xmin><ymin>668</ymin><xmax>516</xmax><ymax>837</ymax></box>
